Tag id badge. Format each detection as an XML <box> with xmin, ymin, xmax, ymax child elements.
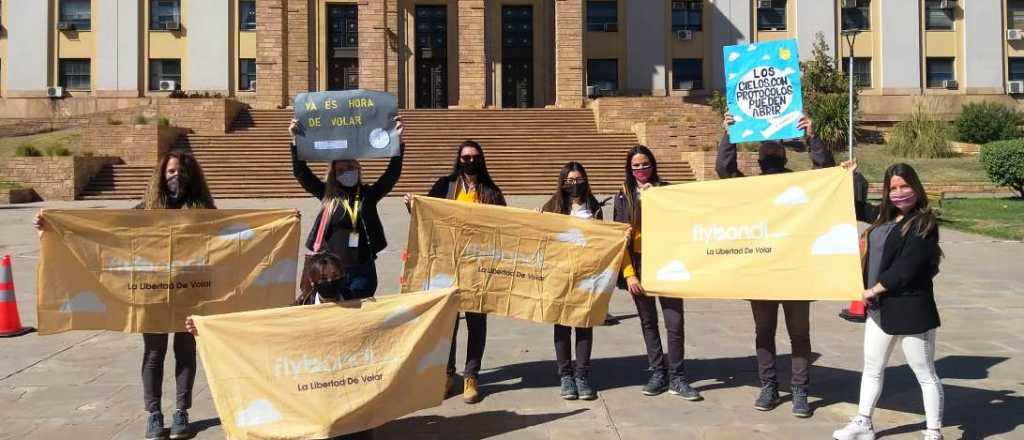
<box><xmin>348</xmin><ymin>232</ymin><xmax>360</xmax><ymax>248</ymax></box>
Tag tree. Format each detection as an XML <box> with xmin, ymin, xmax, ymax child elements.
<box><xmin>800</xmin><ymin>32</ymin><xmax>859</xmax><ymax>151</ymax></box>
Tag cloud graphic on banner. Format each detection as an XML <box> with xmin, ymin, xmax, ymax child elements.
<box><xmin>556</xmin><ymin>229</ymin><xmax>587</xmax><ymax>247</ymax></box>
<box><xmin>577</xmin><ymin>270</ymin><xmax>614</xmax><ymax>294</ymax></box>
<box><xmin>217</xmin><ymin>223</ymin><xmax>255</xmax><ymax>240</ymax></box>
<box><xmin>380</xmin><ymin>305</ymin><xmax>419</xmax><ymax>328</ymax></box>
<box><xmin>732</xmin><ymin>115</ymin><xmax>744</xmax><ymax>122</ymax></box>
<box><xmin>253</xmin><ymin>260</ymin><xmax>298</xmax><ymax>286</ymax></box>
<box><xmin>657</xmin><ymin>261</ymin><xmax>692</xmax><ymax>282</ymax></box>
<box><xmin>59</xmin><ymin>292</ymin><xmax>106</xmax><ymax>313</ymax></box>
<box><xmin>422</xmin><ymin>273</ymin><xmax>455</xmax><ymax>291</ymax></box>
<box><xmin>105</xmin><ymin>257</ymin><xmax>166</xmax><ymax>272</ymax></box>
<box><xmin>761</xmin><ymin>54</ymin><xmax>771</xmax><ymax>61</ymax></box>
<box><xmin>728</xmin><ymin>52</ymin><xmax>741</xmax><ymax>62</ymax></box>
<box><xmin>417</xmin><ymin>338</ymin><xmax>451</xmax><ymax>373</ymax></box>
<box><xmin>235</xmin><ymin>399</ymin><xmax>282</xmax><ymax>428</ymax></box>
<box><xmin>778</xmin><ymin>67</ymin><xmax>797</xmax><ymax>77</ymax></box>
<box><xmin>747</xmin><ymin>44</ymin><xmax>758</xmax><ymax>51</ymax></box>
<box><xmin>742</xmin><ymin>129</ymin><xmax>754</xmax><ymax>138</ymax></box>
<box><xmin>775</xmin><ymin>186</ymin><xmax>810</xmax><ymax>206</ymax></box>
<box><xmin>811</xmin><ymin>224</ymin><xmax>860</xmax><ymax>255</ymax></box>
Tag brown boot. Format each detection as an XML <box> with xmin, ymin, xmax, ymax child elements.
<box><xmin>463</xmin><ymin>376</ymin><xmax>481</xmax><ymax>404</ymax></box>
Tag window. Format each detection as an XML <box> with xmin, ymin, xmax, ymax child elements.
<box><xmin>239</xmin><ymin>0</ymin><xmax>256</xmax><ymax>31</ymax></box>
<box><xmin>328</xmin><ymin>5</ymin><xmax>358</xmax><ymax>49</ymax></box>
<box><xmin>587</xmin><ymin>59</ymin><xmax>618</xmax><ymax>92</ymax></box>
<box><xmin>59</xmin><ymin>0</ymin><xmax>91</xmax><ymax>31</ymax></box>
<box><xmin>59</xmin><ymin>59</ymin><xmax>91</xmax><ymax>90</ymax></box>
<box><xmin>586</xmin><ymin>1</ymin><xmax>618</xmax><ymax>32</ymax></box>
<box><xmin>671</xmin><ymin>1</ymin><xmax>702</xmax><ymax>32</ymax></box>
<box><xmin>757</xmin><ymin>0</ymin><xmax>787</xmax><ymax>31</ymax></box>
<box><xmin>1009</xmin><ymin>0</ymin><xmax>1024</xmax><ymax>30</ymax></box>
<box><xmin>1010</xmin><ymin>58</ymin><xmax>1024</xmax><ymax>82</ymax></box>
<box><xmin>924</xmin><ymin>0</ymin><xmax>953</xmax><ymax>31</ymax></box>
<box><xmin>150</xmin><ymin>0</ymin><xmax>181</xmax><ymax>30</ymax></box>
<box><xmin>672</xmin><ymin>59</ymin><xmax>703</xmax><ymax>90</ymax></box>
<box><xmin>925</xmin><ymin>58</ymin><xmax>954</xmax><ymax>88</ymax></box>
<box><xmin>841</xmin><ymin>57</ymin><xmax>872</xmax><ymax>88</ymax></box>
<box><xmin>841</xmin><ymin>0</ymin><xmax>870</xmax><ymax>31</ymax></box>
<box><xmin>239</xmin><ymin>59</ymin><xmax>256</xmax><ymax>91</ymax></box>
<box><xmin>149</xmin><ymin>59</ymin><xmax>181</xmax><ymax>91</ymax></box>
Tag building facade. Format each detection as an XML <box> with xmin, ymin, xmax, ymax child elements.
<box><xmin>0</xmin><ymin>0</ymin><xmax>1021</xmax><ymax>113</ymax></box>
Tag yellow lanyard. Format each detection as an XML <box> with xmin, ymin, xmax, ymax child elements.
<box><xmin>340</xmin><ymin>190</ymin><xmax>361</xmax><ymax>228</ymax></box>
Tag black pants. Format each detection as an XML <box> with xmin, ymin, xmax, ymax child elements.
<box><xmin>447</xmin><ymin>312</ymin><xmax>487</xmax><ymax>378</ymax></box>
<box><xmin>142</xmin><ymin>332</ymin><xmax>197</xmax><ymax>413</ymax></box>
<box><xmin>632</xmin><ymin>294</ymin><xmax>686</xmax><ymax>378</ymax></box>
<box><xmin>554</xmin><ymin>325</ymin><xmax>593</xmax><ymax>377</ymax></box>
<box><xmin>750</xmin><ymin>300</ymin><xmax>811</xmax><ymax>386</ymax></box>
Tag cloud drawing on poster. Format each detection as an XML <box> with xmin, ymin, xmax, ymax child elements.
<box><xmin>380</xmin><ymin>305</ymin><xmax>419</xmax><ymax>328</ymax></box>
<box><xmin>417</xmin><ymin>338</ymin><xmax>452</xmax><ymax>373</ymax></box>
<box><xmin>577</xmin><ymin>269</ymin><xmax>615</xmax><ymax>295</ymax></box>
<box><xmin>657</xmin><ymin>261</ymin><xmax>692</xmax><ymax>282</ymax></box>
<box><xmin>217</xmin><ymin>223</ymin><xmax>256</xmax><ymax>241</ymax></box>
<box><xmin>253</xmin><ymin>259</ymin><xmax>298</xmax><ymax>286</ymax></box>
<box><xmin>422</xmin><ymin>273</ymin><xmax>455</xmax><ymax>291</ymax></box>
<box><xmin>811</xmin><ymin>224</ymin><xmax>859</xmax><ymax>255</ymax></box>
<box><xmin>775</xmin><ymin>186</ymin><xmax>810</xmax><ymax>206</ymax></box>
<box><xmin>556</xmin><ymin>229</ymin><xmax>587</xmax><ymax>247</ymax></box>
<box><xmin>59</xmin><ymin>292</ymin><xmax>106</xmax><ymax>313</ymax></box>
<box><xmin>235</xmin><ymin>399</ymin><xmax>282</xmax><ymax>428</ymax></box>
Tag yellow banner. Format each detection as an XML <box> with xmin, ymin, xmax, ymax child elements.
<box><xmin>641</xmin><ymin>167</ymin><xmax>862</xmax><ymax>300</ymax></box>
<box><xmin>193</xmin><ymin>289</ymin><xmax>459</xmax><ymax>440</ymax></box>
<box><xmin>401</xmin><ymin>196</ymin><xmax>629</xmax><ymax>328</ymax></box>
<box><xmin>37</xmin><ymin>209</ymin><xmax>300</xmax><ymax>335</ymax></box>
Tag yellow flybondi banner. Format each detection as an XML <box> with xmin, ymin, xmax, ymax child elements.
<box><xmin>193</xmin><ymin>289</ymin><xmax>459</xmax><ymax>440</ymax></box>
<box><xmin>36</xmin><ymin>209</ymin><xmax>300</xmax><ymax>335</ymax></box>
<box><xmin>402</xmin><ymin>196</ymin><xmax>629</xmax><ymax>328</ymax></box>
<box><xmin>641</xmin><ymin>167</ymin><xmax>862</xmax><ymax>300</ymax></box>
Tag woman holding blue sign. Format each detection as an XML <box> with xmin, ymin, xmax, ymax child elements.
<box><xmin>614</xmin><ymin>145</ymin><xmax>702</xmax><ymax>402</ymax></box>
<box><xmin>288</xmin><ymin>117</ymin><xmax>404</xmax><ymax>300</ymax></box>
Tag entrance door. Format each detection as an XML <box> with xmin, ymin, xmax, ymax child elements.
<box><xmin>415</xmin><ymin>5</ymin><xmax>448</xmax><ymax>108</ymax></box>
<box><xmin>327</xmin><ymin>5</ymin><xmax>359</xmax><ymax>91</ymax></box>
<box><xmin>501</xmin><ymin>6</ymin><xmax>533</xmax><ymax>108</ymax></box>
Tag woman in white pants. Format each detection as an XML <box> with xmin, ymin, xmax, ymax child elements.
<box><xmin>833</xmin><ymin>162</ymin><xmax>944</xmax><ymax>440</ymax></box>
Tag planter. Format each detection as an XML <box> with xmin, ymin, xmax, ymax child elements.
<box><xmin>0</xmin><ymin>156</ymin><xmax>120</xmax><ymax>201</ymax></box>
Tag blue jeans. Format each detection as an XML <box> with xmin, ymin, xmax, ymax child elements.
<box><xmin>344</xmin><ymin>261</ymin><xmax>378</xmax><ymax>299</ymax></box>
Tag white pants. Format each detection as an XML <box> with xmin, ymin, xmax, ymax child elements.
<box><xmin>858</xmin><ymin>313</ymin><xmax>944</xmax><ymax>429</ymax></box>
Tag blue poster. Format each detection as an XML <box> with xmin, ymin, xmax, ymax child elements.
<box><xmin>723</xmin><ymin>39</ymin><xmax>804</xmax><ymax>143</ymax></box>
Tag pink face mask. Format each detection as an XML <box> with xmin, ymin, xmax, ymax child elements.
<box><xmin>632</xmin><ymin>167</ymin><xmax>653</xmax><ymax>184</ymax></box>
<box><xmin>889</xmin><ymin>190</ymin><xmax>918</xmax><ymax>213</ymax></box>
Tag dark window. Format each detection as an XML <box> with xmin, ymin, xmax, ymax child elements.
<box><xmin>757</xmin><ymin>0</ymin><xmax>787</xmax><ymax>31</ymax></box>
<box><xmin>239</xmin><ymin>59</ymin><xmax>256</xmax><ymax>91</ymax></box>
<box><xmin>587</xmin><ymin>59</ymin><xmax>618</xmax><ymax>92</ymax></box>
<box><xmin>150</xmin><ymin>0</ymin><xmax>181</xmax><ymax>30</ymax></box>
<box><xmin>59</xmin><ymin>0</ymin><xmax>91</xmax><ymax>31</ymax></box>
<box><xmin>924</xmin><ymin>0</ymin><xmax>954</xmax><ymax>31</ymax></box>
<box><xmin>1010</xmin><ymin>58</ymin><xmax>1024</xmax><ymax>82</ymax></box>
<box><xmin>1009</xmin><ymin>0</ymin><xmax>1024</xmax><ymax>29</ymax></box>
<box><xmin>672</xmin><ymin>59</ymin><xmax>703</xmax><ymax>90</ymax></box>
<box><xmin>149</xmin><ymin>59</ymin><xmax>181</xmax><ymax>91</ymax></box>
<box><xmin>841</xmin><ymin>57</ymin><xmax>872</xmax><ymax>88</ymax></box>
<box><xmin>841</xmin><ymin>0</ymin><xmax>870</xmax><ymax>31</ymax></box>
<box><xmin>671</xmin><ymin>1</ymin><xmax>702</xmax><ymax>32</ymax></box>
<box><xmin>925</xmin><ymin>58</ymin><xmax>955</xmax><ymax>88</ymax></box>
<box><xmin>59</xmin><ymin>59</ymin><xmax>91</xmax><ymax>90</ymax></box>
<box><xmin>239</xmin><ymin>0</ymin><xmax>256</xmax><ymax>31</ymax></box>
<box><xmin>586</xmin><ymin>1</ymin><xmax>618</xmax><ymax>32</ymax></box>
<box><xmin>329</xmin><ymin>5</ymin><xmax>358</xmax><ymax>49</ymax></box>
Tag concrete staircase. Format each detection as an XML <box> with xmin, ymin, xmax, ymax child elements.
<box><xmin>80</xmin><ymin>108</ymin><xmax>696</xmax><ymax>200</ymax></box>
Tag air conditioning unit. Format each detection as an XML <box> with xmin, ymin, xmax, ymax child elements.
<box><xmin>842</xmin><ymin>0</ymin><xmax>859</xmax><ymax>8</ymax></box>
<box><xmin>675</xmin><ymin>29</ymin><xmax>693</xmax><ymax>40</ymax></box>
<box><xmin>677</xmin><ymin>80</ymin><xmax>697</xmax><ymax>91</ymax></box>
<box><xmin>1008</xmin><ymin>80</ymin><xmax>1024</xmax><ymax>94</ymax></box>
<box><xmin>1008</xmin><ymin>29</ymin><xmax>1024</xmax><ymax>41</ymax></box>
<box><xmin>47</xmin><ymin>87</ymin><xmax>64</xmax><ymax>98</ymax></box>
<box><xmin>757</xmin><ymin>0</ymin><xmax>773</xmax><ymax>9</ymax></box>
<box><xmin>939</xmin><ymin>0</ymin><xmax>956</xmax><ymax>9</ymax></box>
<box><xmin>57</xmin><ymin>22</ymin><xmax>75</xmax><ymax>31</ymax></box>
<box><xmin>163</xmin><ymin>21</ymin><xmax>180</xmax><ymax>31</ymax></box>
<box><xmin>249</xmin><ymin>81</ymin><xmax>257</xmax><ymax>91</ymax></box>
<box><xmin>943</xmin><ymin>79</ymin><xmax>958</xmax><ymax>89</ymax></box>
<box><xmin>158</xmin><ymin>80</ymin><xmax>177</xmax><ymax>91</ymax></box>
<box><xmin>602</xmin><ymin>22</ymin><xmax>618</xmax><ymax>32</ymax></box>
<box><xmin>585</xmin><ymin>85</ymin><xmax>597</xmax><ymax>97</ymax></box>
<box><xmin>671</xmin><ymin>1</ymin><xmax>684</xmax><ymax>9</ymax></box>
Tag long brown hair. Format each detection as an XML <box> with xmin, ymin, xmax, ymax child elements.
<box><xmin>447</xmin><ymin>140</ymin><xmax>504</xmax><ymax>205</ymax></box>
<box><xmin>321</xmin><ymin>160</ymin><xmax>361</xmax><ymax>203</ymax></box>
<box><xmin>542</xmin><ymin>161</ymin><xmax>600</xmax><ymax>215</ymax></box>
<box><xmin>621</xmin><ymin>145</ymin><xmax>661</xmax><ymax>226</ymax></box>
<box><xmin>142</xmin><ymin>149</ymin><xmax>215</xmax><ymax>209</ymax></box>
<box><xmin>294</xmin><ymin>252</ymin><xmax>346</xmax><ymax>305</ymax></box>
<box><xmin>870</xmin><ymin>163</ymin><xmax>939</xmax><ymax>239</ymax></box>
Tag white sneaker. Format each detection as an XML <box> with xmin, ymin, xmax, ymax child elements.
<box><xmin>833</xmin><ymin>416</ymin><xmax>876</xmax><ymax>440</ymax></box>
<box><xmin>923</xmin><ymin>430</ymin><xmax>944</xmax><ymax>440</ymax></box>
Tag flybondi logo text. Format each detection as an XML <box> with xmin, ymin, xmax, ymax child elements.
<box><xmin>272</xmin><ymin>349</ymin><xmax>396</xmax><ymax>378</ymax></box>
<box><xmin>692</xmin><ymin>222</ymin><xmax>779</xmax><ymax>243</ymax></box>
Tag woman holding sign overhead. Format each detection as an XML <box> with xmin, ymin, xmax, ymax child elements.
<box><xmin>288</xmin><ymin>117</ymin><xmax>404</xmax><ymax>300</ymax></box>
<box><xmin>613</xmin><ymin>145</ymin><xmax>702</xmax><ymax>402</ymax></box>
<box><xmin>406</xmin><ymin>139</ymin><xmax>506</xmax><ymax>404</ymax></box>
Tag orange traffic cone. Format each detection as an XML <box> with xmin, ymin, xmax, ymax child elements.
<box><xmin>0</xmin><ymin>255</ymin><xmax>35</xmax><ymax>337</ymax></box>
<box><xmin>839</xmin><ymin>300</ymin><xmax>866</xmax><ymax>323</ymax></box>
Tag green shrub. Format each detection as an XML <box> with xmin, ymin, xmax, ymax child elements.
<box><xmin>133</xmin><ymin>115</ymin><xmax>149</xmax><ymax>125</ymax></box>
<box><xmin>15</xmin><ymin>145</ymin><xmax>43</xmax><ymax>157</ymax></box>
<box><xmin>801</xmin><ymin>33</ymin><xmax>857</xmax><ymax>149</ymax></box>
<box><xmin>887</xmin><ymin>106</ymin><xmax>955</xmax><ymax>158</ymax></box>
<box><xmin>157</xmin><ymin>116</ymin><xmax>171</xmax><ymax>127</ymax></box>
<box><xmin>955</xmin><ymin>102</ymin><xmax>1023</xmax><ymax>144</ymax></box>
<box><xmin>709</xmin><ymin>90</ymin><xmax>727</xmax><ymax>116</ymax></box>
<box><xmin>44</xmin><ymin>145</ymin><xmax>72</xmax><ymax>156</ymax></box>
<box><xmin>981</xmin><ymin>139</ymin><xmax>1024</xmax><ymax>197</ymax></box>
<box><xmin>805</xmin><ymin>92</ymin><xmax>853</xmax><ymax>151</ymax></box>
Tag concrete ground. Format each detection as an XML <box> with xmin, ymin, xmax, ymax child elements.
<box><xmin>1</xmin><ymin>196</ymin><xmax>1021</xmax><ymax>440</ymax></box>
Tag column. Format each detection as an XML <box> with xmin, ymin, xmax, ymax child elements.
<box><xmin>796</xmin><ymin>0</ymin><xmax>835</xmax><ymax>60</ymax></box>
<box><xmin>96</xmin><ymin>0</ymin><xmax>140</xmax><ymax>96</ymax></box>
<box><xmin>708</xmin><ymin>0</ymin><xmax>752</xmax><ymax>90</ymax></box>
<box><xmin>880</xmin><ymin>0</ymin><xmax>921</xmax><ymax>94</ymax></box>
<box><xmin>256</xmin><ymin>0</ymin><xmax>288</xmax><ymax>109</ymax></box>
<box><xmin>626</xmin><ymin>0</ymin><xmax>667</xmax><ymax>95</ymax></box>
<box><xmin>554</xmin><ymin>0</ymin><xmax>583</xmax><ymax>108</ymax></box>
<box><xmin>188</xmin><ymin>0</ymin><xmax>231</xmax><ymax>92</ymax></box>
<box><xmin>7</xmin><ymin>0</ymin><xmax>50</xmax><ymax>96</ymax></box>
<box><xmin>359</xmin><ymin>0</ymin><xmax>388</xmax><ymax>91</ymax></box>
<box><xmin>964</xmin><ymin>0</ymin><xmax>1004</xmax><ymax>94</ymax></box>
<box><xmin>287</xmin><ymin>0</ymin><xmax>312</xmax><ymax>99</ymax></box>
<box><xmin>457</xmin><ymin>0</ymin><xmax>486</xmax><ymax>108</ymax></box>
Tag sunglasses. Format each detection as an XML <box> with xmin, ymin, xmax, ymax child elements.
<box><xmin>563</xmin><ymin>178</ymin><xmax>588</xmax><ymax>184</ymax></box>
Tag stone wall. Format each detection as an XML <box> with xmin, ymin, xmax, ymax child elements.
<box><xmin>0</xmin><ymin>156</ymin><xmax>120</xmax><ymax>201</ymax></box>
<box><xmin>593</xmin><ymin>97</ymin><xmax>723</xmax><ymax>159</ymax></box>
<box><xmin>554</xmin><ymin>0</ymin><xmax>584</xmax><ymax>108</ymax></box>
<box><xmin>151</xmin><ymin>99</ymin><xmax>245</xmax><ymax>135</ymax></box>
<box><xmin>256</xmin><ymin>0</ymin><xmax>288</xmax><ymax>110</ymax></box>
<box><xmin>81</xmin><ymin>124</ymin><xmax>187</xmax><ymax>165</ymax></box>
<box><xmin>456</xmin><ymin>0</ymin><xmax>486</xmax><ymax>108</ymax></box>
<box><xmin>683</xmin><ymin>151</ymin><xmax>759</xmax><ymax>181</ymax></box>
<box><xmin>287</xmin><ymin>0</ymin><xmax>312</xmax><ymax>99</ymax></box>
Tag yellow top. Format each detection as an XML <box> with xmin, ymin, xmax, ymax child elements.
<box><xmin>455</xmin><ymin>184</ymin><xmax>479</xmax><ymax>204</ymax></box>
<box><xmin>621</xmin><ymin>229</ymin><xmax>641</xmax><ymax>278</ymax></box>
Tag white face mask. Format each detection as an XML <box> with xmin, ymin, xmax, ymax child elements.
<box><xmin>336</xmin><ymin>170</ymin><xmax>359</xmax><ymax>187</ymax></box>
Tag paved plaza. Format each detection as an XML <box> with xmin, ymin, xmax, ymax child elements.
<box><xmin>1</xmin><ymin>196</ymin><xmax>1021</xmax><ymax>440</ymax></box>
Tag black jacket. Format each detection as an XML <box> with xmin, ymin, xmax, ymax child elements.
<box><xmin>425</xmin><ymin>175</ymin><xmax>507</xmax><ymax>206</ymax></box>
<box><xmin>291</xmin><ymin>144</ymin><xmax>402</xmax><ymax>260</ymax></box>
<box><xmin>855</xmin><ymin>184</ymin><xmax>942</xmax><ymax>335</ymax></box>
<box><xmin>715</xmin><ymin>134</ymin><xmax>835</xmax><ymax>178</ymax></box>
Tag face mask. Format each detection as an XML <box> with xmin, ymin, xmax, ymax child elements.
<box><xmin>336</xmin><ymin>170</ymin><xmax>359</xmax><ymax>187</ymax></box>
<box><xmin>889</xmin><ymin>189</ymin><xmax>918</xmax><ymax>213</ymax></box>
<box><xmin>562</xmin><ymin>183</ymin><xmax>585</xmax><ymax>199</ymax></box>
<box><xmin>166</xmin><ymin>174</ymin><xmax>181</xmax><ymax>200</ymax></box>
<box><xmin>460</xmin><ymin>161</ymin><xmax>481</xmax><ymax>176</ymax></box>
<box><xmin>314</xmin><ymin>278</ymin><xmax>350</xmax><ymax>302</ymax></box>
<box><xmin>632</xmin><ymin>167</ymin><xmax>653</xmax><ymax>184</ymax></box>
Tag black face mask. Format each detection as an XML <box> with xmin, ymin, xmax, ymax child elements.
<box><xmin>459</xmin><ymin>161</ymin><xmax>481</xmax><ymax>176</ymax></box>
<box><xmin>562</xmin><ymin>183</ymin><xmax>585</xmax><ymax>199</ymax></box>
<box><xmin>314</xmin><ymin>278</ymin><xmax>351</xmax><ymax>302</ymax></box>
<box><xmin>759</xmin><ymin>156</ymin><xmax>788</xmax><ymax>175</ymax></box>
<box><xmin>166</xmin><ymin>174</ymin><xmax>182</xmax><ymax>200</ymax></box>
